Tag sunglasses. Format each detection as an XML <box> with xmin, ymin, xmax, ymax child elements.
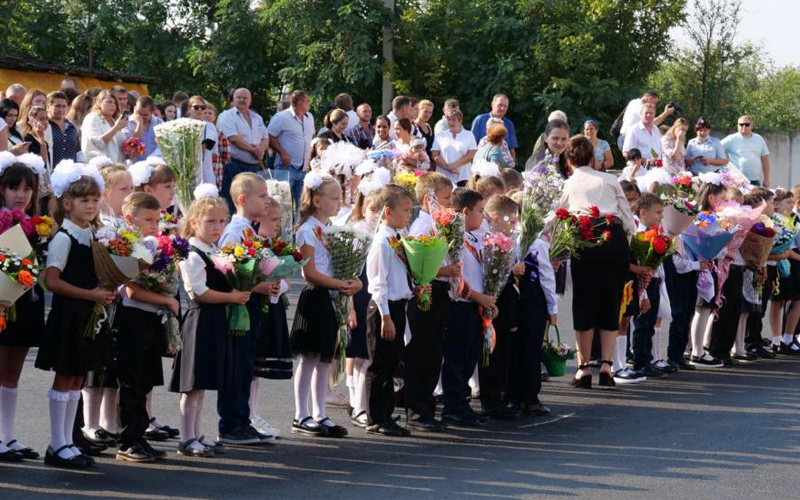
<box><xmin>192</xmin><ymin>105</ymin><xmax>207</xmax><ymax>110</ymax></box>
<box><xmin>738</xmin><ymin>123</ymin><xmax>751</xmax><ymax>127</ymax></box>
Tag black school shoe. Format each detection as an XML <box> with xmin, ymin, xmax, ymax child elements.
<box><xmin>73</xmin><ymin>432</ymin><xmax>107</xmax><ymax>456</ymax></box>
<box><xmin>136</xmin><ymin>438</ymin><xmax>167</xmax><ymax>459</ymax></box>
<box><xmin>318</xmin><ymin>418</ymin><xmax>348</xmax><ymax>438</ymax></box>
<box><xmin>442</xmin><ymin>412</ymin><xmax>483</xmax><ymax>427</ymax></box>
<box><xmin>366</xmin><ymin>420</ymin><xmax>410</xmax><ymax>437</ymax></box>
<box><xmin>779</xmin><ymin>341</ymin><xmax>800</xmax><ymax>355</ymax></box>
<box><xmin>0</xmin><ymin>447</ymin><xmax>23</xmax><ymax>462</ymax></box>
<box><xmin>668</xmin><ymin>358</ymin><xmax>696</xmax><ymax>371</ymax></box>
<box><xmin>522</xmin><ymin>400</ymin><xmax>551</xmax><ymax>417</ymax></box>
<box><xmin>44</xmin><ymin>445</ymin><xmax>93</xmax><ymax>469</ymax></box>
<box><xmin>83</xmin><ymin>428</ymin><xmax>116</xmax><ymax>446</ymax></box>
<box><xmin>6</xmin><ymin>440</ymin><xmax>39</xmax><ymax>459</ymax></box>
<box><xmin>635</xmin><ymin>366</ymin><xmax>666</xmax><ymax>379</ymax></box>
<box><xmin>291</xmin><ymin>417</ymin><xmax>329</xmax><ymax>437</ymax></box>
<box><xmin>144</xmin><ymin>427</ymin><xmax>170</xmax><ymax>441</ymax></box>
<box><xmin>406</xmin><ymin>417</ymin><xmax>445</xmax><ymax>432</ymax></box>
<box><xmin>752</xmin><ymin>346</ymin><xmax>776</xmax><ymax>359</ymax></box>
<box><xmin>116</xmin><ymin>443</ymin><xmax>155</xmax><ymax>463</ymax></box>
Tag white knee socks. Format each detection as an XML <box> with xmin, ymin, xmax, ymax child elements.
<box><xmin>249</xmin><ymin>377</ymin><xmax>260</xmax><ymax>420</ymax></box>
<box><xmin>293</xmin><ymin>355</ymin><xmax>318</xmax><ymax>422</ymax></box>
<box><xmin>100</xmin><ymin>388</ymin><xmax>118</xmax><ymax>433</ymax></box>
<box><xmin>81</xmin><ymin>387</ymin><xmax>101</xmax><ymax>434</ymax></box>
<box><xmin>352</xmin><ymin>359</ymin><xmax>368</xmax><ymax>416</ymax></box>
<box><xmin>65</xmin><ymin>391</ymin><xmax>81</xmax><ymax>448</ymax></box>
<box><xmin>312</xmin><ymin>362</ymin><xmax>331</xmax><ymax>423</ymax></box>
<box><xmin>48</xmin><ymin>389</ymin><xmax>75</xmax><ymax>458</ymax></box>
<box><xmin>690</xmin><ymin>308</ymin><xmax>711</xmax><ymax>357</ymax></box>
<box><xmin>733</xmin><ymin>313</ymin><xmax>749</xmax><ymax>356</ymax></box>
<box><xmin>651</xmin><ymin>328</ymin><xmax>662</xmax><ymax>362</ymax></box>
<box><xmin>179</xmin><ymin>391</ymin><xmax>199</xmax><ymax>443</ymax></box>
<box><xmin>194</xmin><ymin>392</ymin><xmax>204</xmax><ymax>440</ymax></box>
<box><xmin>346</xmin><ymin>374</ymin><xmax>356</xmax><ymax>405</ymax></box>
<box><xmin>0</xmin><ymin>386</ymin><xmax>17</xmax><ymax>445</ymax></box>
<box><xmin>613</xmin><ymin>336</ymin><xmax>627</xmax><ymax>373</ymax></box>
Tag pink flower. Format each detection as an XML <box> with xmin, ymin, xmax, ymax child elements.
<box><xmin>260</xmin><ymin>256</ymin><xmax>280</xmax><ymax>277</ymax></box>
<box><xmin>211</xmin><ymin>256</ymin><xmax>234</xmax><ymax>275</ymax></box>
<box><xmin>484</xmin><ymin>232</ymin><xmax>514</xmax><ymax>253</ymax></box>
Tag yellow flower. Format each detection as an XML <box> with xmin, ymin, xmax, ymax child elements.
<box><xmin>253</xmin><ymin>241</ymin><xmax>262</xmax><ymax>249</ymax></box>
<box><xmin>233</xmin><ymin>246</ymin><xmax>245</xmax><ymax>257</ymax></box>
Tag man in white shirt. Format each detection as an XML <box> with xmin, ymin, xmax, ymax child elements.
<box><xmin>721</xmin><ymin>115</ymin><xmax>770</xmax><ymax>187</ymax></box>
<box><xmin>431</xmin><ymin>110</ymin><xmax>477</xmax><ymax>186</ymax></box>
<box><xmin>267</xmin><ymin>90</ymin><xmax>315</xmax><ymax>211</ymax></box>
<box><xmin>334</xmin><ymin>93</ymin><xmax>359</xmax><ymax>132</ymax></box>
<box><xmin>622</xmin><ymin>103</ymin><xmax>662</xmax><ymax>163</ymax></box>
<box><xmin>387</xmin><ymin>95</ymin><xmax>422</xmax><ymax>140</ymax></box>
<box><xmin>618</xmin><ymin>90</ymin><xmax>674</xmax><ymax>149</ymax></box>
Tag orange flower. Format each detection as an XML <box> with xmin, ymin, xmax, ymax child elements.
<box><xmin>21</xmin><ymin>258</ymin><xmax>32</xmax><ymax>267</ymax></box>
<box><xmin>17</xmin><ymin>270</ymin><xmax>33</xmax><ymax>288</ymax></box>
<box><xmin>0</xmin><ymin>314</ymin><xmax>6</xmax><ymax>331</ymax></box>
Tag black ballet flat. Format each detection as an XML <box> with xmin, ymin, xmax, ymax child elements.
<box><xmin>6</xmin><ymin>440</ymin><xmax>39</xmax><ymax>459</ymax></box>
<box><xmin>569</xmin><ymin>364</ymin><xmax>592</xmax><ymax>389</ymax></box>
<box><xmin>0</xmin><ymin>447</ymin><xmax>23</xmax><ymax>462</ymax></box>
<box><xmin>598</xmin><ymin>360</ymin><xmax>616</xmax><ymax>389</ymax></box>
<box><xmin>44</xmin><ymin>445</ymin><xmax>92</xmax><ymax>469</ymax></box>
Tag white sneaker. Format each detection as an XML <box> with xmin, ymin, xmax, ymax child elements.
<box><xmin>325</xmin><ymin>392</ymin><xmax>350</xmax><ymax>408</ymax></box>
<box><xmin>251</xmin><ymin>415</ymin><xmax>280</xmax><ymax>439</ymax></box>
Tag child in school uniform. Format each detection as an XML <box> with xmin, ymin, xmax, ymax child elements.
<box><xmin>114</xmin><ymin>193</ymin><xmax>173</xmax><ymax>463</ymax></box>
<box><xmin>217</xmin><ymin>172</ymin><xmax>273</xmax><ymax>445</ymax></box>
<box><xmin>290</xmin><ymin>171</ymin><xmax>361</xmax><ymax>438</ymax></box>
<box><xmin>250</xmin><ymin>196</ymin><xmax>292</xmax><ymax>438</ymax></box>
<box><xmin>170</xmin><ymin>187</ymin><xmax>251</xmax><ymax>457</ymax></box>
<box><xmin>441</xmin><ymin>188</ymin><xmax>497</xmax><ymax>427</ymax></box>
<box><xmin>35</xmin><ymin>161</ymin><xmax>115</xmax><ymax>469</ymax></box>
<box><xmin>0</xmin><ymin>157</ymin><xmax>47</xmax><ymax>461</ymax></box>
<box><xmin>364</xmin><ymin>185</ymin><xmax>416</xmax><ymax>436</ymax></box>
<box><xmin>404</xmin><ymin>172</ymin><xmax>458</xmax><ymax>432</ymax></box>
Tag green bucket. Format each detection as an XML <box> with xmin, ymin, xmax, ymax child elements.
<box><xmin>542</xmin><ymin>324</ymin><xmax>568</xmax><ymax>377</ymax></box>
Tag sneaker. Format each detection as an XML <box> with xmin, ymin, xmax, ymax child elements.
<box><xmin>245</xmin><ymin>425</ymin><xmax>275</xmax><ymax>444</ymax></box>
<box><xmin>325</xmin><ymin>392</ymin><xmax>350</xmax><ymax>408</ymax></box>
<box><xmin>613</xmin><ymin>369</ymin><xmax>646</xmax><ymax>384</ymax></box>
<box><xmin>690</xmin><ymin>353</ymin><xmax>723</xmax><ymax>369</ymax></box>
<box><xmin>251</xmin><ymin>415</ymin><xmax>280</xmax><ymax>439</ymax></box>
<box><xmin>217</xmin><ymin>427</ymin><xmax>261</xmax><ymax>445</ymax></box>
<box><xmin>116</xmin><ymin>443</ymin><xmax>155</xmax><ymax>463</ymax></box>
<box><xmin>653</xmin><ymin>359</ymin><xmax>677</xmax><ymax>373</ymax></box>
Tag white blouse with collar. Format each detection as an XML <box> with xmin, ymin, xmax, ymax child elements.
<box><xmin>179</xmin><ymin>237</ymin><xmax>218</xmax><ymax>299</ymax></box>
<box><xmin>46</xmin><ymin>218</ymin><xmax>93</xmax><ymax>271</ymax></box>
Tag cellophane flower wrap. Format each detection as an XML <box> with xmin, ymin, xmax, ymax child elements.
<box><xmin>154</xmin><ymin>118</ymin><xmax>206</xmax><ymax>213</ymax></box>
<box><xmin>519</xmin><ymin>156</ymin><xmax>564</xmax><ymax>259</ymax></box>
<box><xmin>630</xmin><ymin>226</ymin><xmax>676</xmax><ymax>291</ymax></box>
<box><xmin>479</xmin><ymin>231</ymin><xmax>514</xmax><ymax>366</ymax></box>
<box><xmin>211</xmin><ymin>228</ymin><xmax>267</xmax><ymax>337</ymax></box>
<box><xmin>320</xmin><ymin>224</ymin><xmax>373</xmax><ymax>379</ymax></box>
<box><xmin>87</xmin><ymin>225</ymin><xmax>157</xmax><ymax>339</ymax></box>
<box><xmin>0</xmin><ymin>214</ymin><xmax>51</xmax><ymax>328</ymax></box>
<box><xmin>739</xmin><ymin>215</ymin><xmax>777</xmax><ymax>270</ymax></box>
<box><xmin>680</xmin><ymin>211</ymin><xmax>736</xmax><ymax>261</ymax></box>
<box><xmin>265</xmin><ymin>179</ymin><xmax>294</xmax><ymax>241</ymax></box>
<box><xmin>257</xmin><ymin>238</ymin><xmax>308</xmax><ymax>312</ymax></box>
<box><xmin>136</xmin><ymin>234</ymin><xmax>190</xmax><ymax>351</ymax></box>
<box><xmin>715</xmin><ymin>200</ymin><xmax>766</xmax><ymax>255</ymax></box>
<box><xmin>0</xmin><ymin>249</ymin><xmax>41</xmax><ymax>332</ymax></box>
<box><xmin>549</xmin><ymin>206</ymin><xmax>611</xmax><ymax>260</ymax></box>
<box><xmin>431</xmin><ymin>207</ymin><xmax>464</xmax><ymax>295</ymax></box>
<box><xmin>159</xmin><ymin>210</ymin><xmax>180</xmax><ymax>236</ymax></box>
<box><xmin>398</xmin><ymin>234</ymin><xmax>449</xmax><ymax>311</ymax></box>
<box><xmin>770</xmin><ymin>215</ymin><xmax>798</xmax><ymax>277</ymax></box>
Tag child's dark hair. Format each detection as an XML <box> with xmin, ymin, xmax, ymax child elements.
<box><xmin>626</xmin><ymin>148</ymin><xmax>642</xmax><ymax>162</ymax></box>
<box><xmin>749</xmin><ymin>187</ymin><xmax>774</xmax><ymax>203</ymax></box>
<box><xmin>0</xmin><ymin>163</ymin><xmax>39</xmax><ymax>215</ymax></box>
<box><xmin>696</xmin><ymin>182</ymin><xmax>726</xmax><ymax>212</ymax></box>
<box><xmin>453</xmin><ymin>187</ymin><xmax>483</xmax><ymax>212</ymax></box>
<box><xmin>619</xmin><ymin>179</ymin><xmax>640</xmax><ymax>196</ymax></box>
<box><xmin>380</xmin><ymin>184</ymin><xmax>413</xmax><ymax>209</ymax></box>
<box><xmin>636</xmin><ymin>192</ymin><xmax>663</xmax><ymax>215</ymax></box>
<box><xmin>55</xmin><ymin>176</ymin><xmax>102</xmax><ymax>225</ymax></box>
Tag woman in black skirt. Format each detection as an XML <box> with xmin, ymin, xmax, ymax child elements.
<box><xmin>554</xmin><ymin>135</ymin><xmax>635</xmax><ymax>389</ymax></box>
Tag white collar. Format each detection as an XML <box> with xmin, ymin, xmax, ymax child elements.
<box><xmin>231</xmin><ymin>214</ymin><xmax>254</xmax><ymax>227</ymax></box>
<box><xmin>189</xmin><ymin>237</ymin><xmax>216</xmax><ymax>254</ymax></box>
<box><xmin>61</xmin><ymin>218</ymin><xmax>93</xmax><ymax>247</ymax></box>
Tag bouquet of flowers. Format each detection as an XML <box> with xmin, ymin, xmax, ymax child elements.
<box><xmin>671</xmin><ymin>172</ymin><xmax>694</xmax><ymax>197</ymax></box>
<box><xmin>661</xmin><ymin>196</ymin><xmax>698</xmax><ymax>236</ymax></box>
<box><xmin>258</xmin><ymin>238</ymin><xmax>308</xmax><ymax>312</ymax></box>
<box><xmin>649</xmin><ymin>148</ymin><xmax>663</xmax><ymax>167</ymax></box>
<box><xmin>549</xmin><ymin>206</ymin><xmax>611</xmax><ymax>260</ymax></box>
<box><xmin>29</xmin><ymin>215</ymin><xmax>56</xmax><ymax>262</ymax></box>
<box><xmin>715</xmin><ymin>200</ymin><xmax>766</xmax><ymax>254</ymax></box>
<box><xmin>680</xmin><ymin>212</ymin><xmax>736</xmax><ymax>261</ymax></box>
<box><xmin>87</xmin><ymin>225</ymin><xmax>157</xmax><ymax>339</ymax></box>
<box><xmin>770</xmin><ymin>215</ymin><xmax>798</xmax><ymax>277</ymax></box>
<box><xmin>265</xmin><ymin>179</ymin><xmax>294</xmax><ymax>241</ymax></box>
<box><xmin>211</xmin><ymin>233</ymin><xmax>267</xmax><ymax>337</ymax></box>
<box><xmin>154</xmin><ymin>118</ymin><xmax>206</xmax><ymax>213</ymax></box>
<box><xmin>739</xmin><ymin>215</ymin><xmax>777</xmax><ymax>270</ymax></box>
<box><xmin>394</xmin><ymin>171</ymin><xmax>419</xmax><ymax>201</ymax></box>
<box><xmin>541</xmin><ymin>324</ymin><xmax>575</xmax><ymax>377</ymax></box>
<box><xmin>630</xmin><ymin>226</ymin><xmax>676</xmax><ymax>291</ymax></box>
<box><xmin>159</xmin><ymin>210</ymin><xmax>180</xmax><ymax>236</ymax></box>
<box><xmin>396</xmin><ymin>234</ymin><xmax>449</xmax><ymax>311</ymax></box>
<box><xmin>0</xmin><ymin>225</ymin><xmax>41</xmax><ymax>332</ymax></box>
<box><xmin>479</xmin><ymin>231</ymin><xmax>515</xmax><ymax>366</ymax></box>
<box><xmin>122</xmin><ymin>137</ymin><xmax>145</xmax><ymax>161</ymax></box>
<box><xmin>520</xmin><ymin>158</ymin><xmax>564</xmax><ymax>252</ymax></box>
<box><xmin>719</xmin><ymin>165</ymin><xmax>751</xmax><ymax>190</ymax></box>
<box><xmin>431</xmin><ymin>207</ymin><xmax>464</xmax><ymax>293</ymax></box>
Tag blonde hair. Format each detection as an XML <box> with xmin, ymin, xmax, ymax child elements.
<box><xmin>122</xmin><ymin>192</ymin><xmax>160</xmax><ymax>217</ymax></box>
<box><xmin>148</xmin><ymin>164</ymin><xmax>176</xmax><ymax>186</ymax></box>
<box><xmin>265</xmin><ymin>195</ymin><xmax>280</xmax><ymax>211</ymax></box>
<box><xmin>297</xmin><ymin>176</ymin><xmax>341</xmax><ymax>228</ymax></box>
<box><xmin>415</xmin><ymin>172</ymin><xmax>453</xmax><ymax>205</ymax></box>
<box><xmin>666</xmin><ymin>117</ymin><xmax>689</xmax><ymax>141</ymax></box>
<box><xmin>18</xmin><ymin>89</ymin><xmax>46</xmax><ymax>131</ymax></box>
<box><xmin>54</xmin><ymin>176</ymin><xmax>102</xmax><ymax>226</ymax></box>
<box><xmin>181</xmin><ymin>196</ymin><xmax>230</xmax><ymax>239</ymax></box>
<box><xmin>19</xmin><ymin>105</ymin><xmax>46</xmax><ymax>138</ymax></box>
<box><xmin>418</xmin><ymin>99</ymin><xmax>434</xmax><ymax>111</ymax></box>
<box><xmin>100</xmin><ymin>164</ymin><xmax>132</xmax><ymax>192</ymax></box>
<box><xmin>230</xmin><ymin>172</ymin><xmax>264</xmax><ymax>207</ymax></box>
<box><xmin>468</xmin><ymin>175</ymin><xmax>505</xmax><ymax>197</ymax></box>
<box><xmin>323</xmin><ymin>108</ymin><xmax>348</xmax><ymax>130</ymax></box>
<box><xmin>726</xmin><ymin>186</ymin><xmax>744</xmax><ymax>204</ymax></box>
<box><xmin>485</xmin><ymin>195</ymin><xmax>520</xmax><ymax>219</ymax></box>
<box><xmin>350</xmin><ymin>191</ymin><xmax>381</xmax><ymax>222</ymax></box>
<box><xmin>92</xmin><ymin>90</ymin><xmax>119</xmax><ymax>118</ymax></box>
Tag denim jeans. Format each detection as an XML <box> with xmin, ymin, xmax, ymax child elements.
<box><xmin>277</xmin><ymin>165</ymin><xmax>306</xmax><ymax>215</ymax></box>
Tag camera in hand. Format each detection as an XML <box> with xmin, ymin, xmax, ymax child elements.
<box><xmin>667</xmin><ymin>102</ymin><xmax>682</xmax><ymax>115</ymax></box>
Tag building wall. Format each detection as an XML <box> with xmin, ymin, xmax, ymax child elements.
<box><xmin>763</xmin><ymin>133</ymin><xmax>800</xmax><ymax>190</ymax></box>
<box><xmin>0</xmin><ymin>68</ymin><xmax>149</xmax><ymax>96</ymax></box>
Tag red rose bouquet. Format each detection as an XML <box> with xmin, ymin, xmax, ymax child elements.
<box><xmin>548</xmin><ymin>206</ymin><xmax>611</xmax><ymax>260</ymax></box>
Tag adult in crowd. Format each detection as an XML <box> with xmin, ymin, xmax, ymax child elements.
<box><xmin>525</xmin><ymin>119</ymin><xmax>570</xmax><ymax>178</ymax></box>
<box><xmin>81</xmin><ymin>89</ymin><xmax>128</xmax><ymax>163</ymax></box>
<box><xmin>684</xmin><ymin>117</ymin><xmax>727</xmax><ymax>174</ymax></box>
<box><xmin>66</xmin><ymin>94</ymin><xmax>94</xmax><ymax>142</ymax></box>
<box><xmin>334</xmin><ymin>93</ymin><xmax>359</xmax><ymax>132</ymax></box>
<box><xmin>111</xmin><ymin>86</ymin><xmax>129</xmax><ymax>116</ymax></box>
<box><xmin>45</xmin><ymin>91</ymin><xmax>80</xmax><ymax>167</ymax></box>
<box><xmin>431</xmin><ymin>110</ymin><xmax>477</xmax><ymax>186</ymax></box>
<box><xmin>17</xmin><ymin>89</ymin><xmax>46</xmax><ymax>137</ymax></box>
<box><xmin>622</xmin><ymin>103</ymin><xmax>662</xmax><ymax>162</ymax></box>
<box><xmin>387</xmin><ymin>95</ymin><xmax>415</xmax><ymax>139</ymax></box>
<box><xmin>267</xmin><ymin>89</ymin><xmax>314</xmax><ymax>210</ymax></box>
<box><xmin>583</xmin><ymin>120</ymin><xmax>613</xmax><ymax>171</ymax></box>
<box><xmin>85</xmin><ymin>87</ymin><xmax>101</xmax><ymax>98</ymax></box>
<box><xmin>435</xmin><ymin>99</ymin><xmax>459</xmax><ymax>135</ymax></box>
<box><xmin>372</xmin><ymin>115</ymin><xmax>394</xmax><ymax>150</ymax></box>
<box><xmin>345</xmin><ymin>103</ymin><xmax>374</xmax><ymax>149</ymax></box>
<box><xmin>186</xmin><ymin>95</ymin><xmax>218</xmax><ymax>185</ymax></box>
<box><xmin>618</xmin><ymin>90</ymin><xmax>675</xmax><ymax>148</ymax></box>
<box><xmin>470</xmin><ymin>94</ymin><xmax>518</xmax><ymax>160</ymax></box>
<box><xmin>556</xmin><ymin>135</ymin><xmax>634</xmax><ymax>390</ymax></box>
<box><xmin>532</xmin><ymin>110</ymin><xmax>568</xmax><ymax>161</ymax></box>
<box><xmin>415</xmin><ymin>99</ymin><xmax>435</xmax><ymax>159</ymax></box>
<box><xmin>5</xmin><ymin>84</ymin><xmax>26</xmax><ymax>106</ymax></box>
<box><xmin>392</xmin><ymin>117</ymin><xmax>416</xmax><ymax>151</ymax></box>
<box><xmin>1</xmin><ymin>99</ymin><xmax>26</xmax><ymax>154</ymax></box>
<box><xmin>722</xmin><ymin>115</ymin><xmax>770</xmax><ymax>187</ymax></box>
<box><xmin>20</xmin><ymin>105</ymin><xmax>49</xmax><ymax>167</ymax></box>
<box><xmin>474</xmin><ymin>122</ymin><xmax>509</xmax><ymax>168</ymax></box>
<box><xmin>408</xmin><ymin>97</ymin><xmax>420</xmax><ymax>122</ymax></box>
<box><xmin>172</xmin><ymin>91</ymin><xmax>189</xmax><ymax>119</ymax></box>
<box><xmin>158</xmin><ymin>101</ymin><xmax>177</xmax><ymax>121</ymax></box>
<box><xmin>661</xmin><ymin>117</ymin><xmax>689</xmax><ymax>174</ymax></box>
<box><xmin>60</xmin><ymin>78</ymin><xmax>79</xmax><ymax>94</ymax></box>
<box><xmin>477</xmin><ymin>117</ymin><xmax>514</xmax><ymax>169</ymax></box>
<box><xmin>128</xmin><ymin>96</ymin><xmax>162</xmax><ymax>160</ymax></box>
<box><xmin>205</xmin><ymin>103</ymin><xmax>230</xmax><ymax>189</ymax></box>
<box><xmin>318</xmin><ymin>109</ymin><xmax>356</xmax><ymax>145</ymax></box>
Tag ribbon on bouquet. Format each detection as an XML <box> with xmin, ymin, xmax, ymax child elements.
<box><xmin>479</xmin><ymin>305</ymin><xmax>497</xmax><ymax>367</ymax></box>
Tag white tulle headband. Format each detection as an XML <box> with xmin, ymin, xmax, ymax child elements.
<box><xmin>471</xmin><ymin>159</ymin><xmax>500</xmax><ymax>179</ymax></box>
<box><xmin>358</xmin><ymin>166</ymin><xmax>392</xmax><ymax>196</ymax></box>
<box><xmin>304</xmin><ymin>170</ymin><xmax>333</xmax><ymax>191</ymax></box>
<box><xmin>0</xmin><ymin>151</ymin><xmax>46</xmax><ymax>177</ymax></box>
<box><xmin>51</xmin><ymin>159</ymin><xmax>105</xmax><ymax>198</ymax></box>
<box><xmin>129</xmin><ymin>161</ymin><xmax>154</xmax><ymax>187</ymax></box>
<box><xmin>193</xmin><ymin>183</ymin><xmax>219</xmax><ymax>200</ymax></box>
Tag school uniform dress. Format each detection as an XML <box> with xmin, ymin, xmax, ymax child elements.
<box><xmin>365</xmin><ymin>224</ymin><xmax>413</xmax><ymax>426</ymax></box>
<box><xmin>290</xmin><ymin>216</ymin><xmax>338</xmax><ymax>362</ymax></box>
<box><xmin>0</xmin><ymin>286</ymin><xmax>44</xmax><ymax>348</ymax></box>
<box><xmin>404</xmin><ymin>210</ymin><xmax>451</xmax><ymax>422</ymax></box>
<box><xmin>255</xmin><ymin>280</ymin><xmax>293</xmax><ymax>379</ymax></box>
<box><xmin>35</xmin><ymin>220</ymin><xmax>106</xmax><ymax>376</ymax></box>
<box><xmin>557</xmin><ymin>166</ymin><xmax>634</xmax><ymax>332</ymax></box>
<box><xmin>170</xmin><ymin>239</ymin><xmax>242</xmax><ymax>396</ymax></box>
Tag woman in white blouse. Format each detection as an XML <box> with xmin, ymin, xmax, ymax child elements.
<box><xmin>81</xmin><ymin>90</ymin><xmax>129</xmax><ymax>163</ymax></box>
<box><xmin>554</xmin><ymin>135</ymin><xmax>634</xmax><ymax>390</ymax></box>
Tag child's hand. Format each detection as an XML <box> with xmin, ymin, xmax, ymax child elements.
<box><xmin>699</xmin><ymin>261</ymin><xmax>713</xmax><ymax>271</ymax></box>
<box><xmin>163</xmin><ymin>297</ymin><xmax>180</xmax><ymax>317</ymax></box>
<box><xmin>632</xmin><ymin>265</ymin><xmax>652</xmax><ymax>277</ymax></box>
<box><xmin>640</xmin><ymin>298</ymin><xmax>651</xmax><ymax>314</ymax></box>
<box><xmin>347</xmin><ymin>307</ymin><xmax>357</xmax><ymax>330</ymax></box>
<box><xmin>511</xmin><ymin>262</ymin><xmax>525</xmax><ymax>277</ymax></box>
<box><xmin>549</xmin><ymin>314</ymin><xmax>557</xmax><ymax>325</ymax></box>
<box><xmin>474</xmin><ymin>293</ymin><xmax>497</xmax><ymax>314</ymax></box>
<box><xmin>230</xmin><ymin>290</ymin><xmax>251</xmax><ymax>304</ymax></box>
<box><xmin>340</xmin><ymin>278</ymin><xmax>362</xmax><ymax>296</ymax></box>
<box><xmin>551</xmin><ymin>260</ymin><xmax>561</xmax><ymax>272</ymax></box>
<box><xmin>417</xmin><ymin>284</ymin><xmax>432</xmax><ymax>297</ymax></box>
<box><xmin>437</xmin><ymin>262</ymin><xmax>460</xmax><ymax>278</ymax></box>
<box><xmin>269</xmin><ymin>281</ymin><xmax>282</xmax><ymax>296</ymax></box>
<box><xmin>90</xmin><ymin>287</ymin><xmax>115</xmax><ymax>306</ymax></box>
<box><xmin>166</xmin><ymin>346</ymin><xmax>179</xmax><ymax>356</ymax></box>
<box><xmin>381</xmin><ymin>315</ymin><xmax>396</xmax><ymax>341</ymax></box>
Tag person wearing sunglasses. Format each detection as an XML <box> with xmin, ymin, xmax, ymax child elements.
<box><xmin>685</xmin><ymin>117</ymin><xmax>727</xmax><ymax>175</ymax></box>
<box><xmin>186</xmin><ymin>95</ymin><xmax>218</xmax><ymax>187</ymax></box>
<box><xmin>721</xmin><ymin>115</ymin><xmax>770</xmax><ymax>187</ymax></box>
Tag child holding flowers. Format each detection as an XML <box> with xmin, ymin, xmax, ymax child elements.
<box><xmin>169</xmin><ymin>189</ymin><xmax>250</xmax><ymax>458</ymax></box>
<box><xmin>290</xmin><ymin>171</ymin><xmax>360</xmax><ymax>438</ymax></box>
<box><xmin>0</xmin><ymin>158</ymin><xmax>47</xmax><ymax>461</ymax></box>
<box><xmin>35</xmin><ymin>160</ymin><xmax>114</xmax><ymax>469</ymax></box>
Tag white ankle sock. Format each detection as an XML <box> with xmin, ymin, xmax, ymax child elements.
<box><xmin>249</xmin><ymin>377</ymin><xmax>260</xmax><ymax>421</ymax></box>
<box><xmin>651</xmin><ymin>328</ymin><xmax>662</xmax><ymax>362</ymax></box>
<box><xmin>783</xmin><ymin>333</ymin><xmax>794</xmax><ymax>344</ymax></box>
<box><xmin>99</xmin><ymin>388</ymin><xmax>118</xmax><ymax>433</ymax></box>
<box><xmin>194</xmin><ymin>392</ymin><xmax>204</xmax><ymax>439</ymax></box>
<box><xmin>179</xmin><ymin>392</ymin><xmax>199</xmax><ymax>442</ymax></box>
<box><xmin>64</xmin><ymin>391</ymin><xmax>81</xmax><ymax>447</ymax></box>
<box><xmin>613</xmin><ymin>336</ymin><xmax>627</xmax><ymax>373</ymax></box>
<box><xmin>293</xmin><ymin>355</ymin><xmax>317</xmax><ymax>421</ymax></box>
<box><xmin>772</xmin><ymin>335</ymin><xmax>782</xmax><ymax>345</ymax></box>
<box><xmin>48</xmin><ymin>390</ymin><xmax>74</xmax><ymax>458</ymax></box>
<box><xmin>81</xmin><ymin>387</ymin><xmax>101</xmax><ymax>434</ymax></box>
<box><xmin>0</xmin><ymin>386</ymin><xmax>17</xmax><ymax>444</ymax></box>
<box><xmin>312</xmin><ymin>362</ymin><xmax>331</xmax><ymax>422</ymax></box>
<box><xmin>733</xmin><ymin>313</ymin><xmax>748</xmax><ymax>356</ymax></box>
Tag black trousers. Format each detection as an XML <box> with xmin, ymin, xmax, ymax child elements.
<box><xmin>366</xmin><ymin>299</ymin><xmax>407</xmax><ymax>426</ymax></box>
<box><xmin>116</xmin><ymin>307</ymin><xmax>164</xmax><ymax>448</ymax></box>
<box><xmin>508</xmin><ymin>290</ymin><xmax>547</xmax><ymax>405</ymax></box>
<box><xmin>442</xmin><ymin>302</ymin><xmax>481</xmax><ymax>416</ymax></box>
<box><xmin>746</xmin><ymin>265</ymin><xmax>776</xmax><ymax>349</ymax></box>
<box><xmin>479</xmin><ymin>282</ymin><xmax>518</xmax><ymax>410</ymax></box>
<box><xmin>708</xmin><ymin>265</ymin><xmax>744</xmax><ymax>360</ymax></box>
<box><xmin>632</xmin><ymin>278</ymin><xmax>661</xmax><ymax>371</ymax></box>
<box><xmin>404</xmin><ymin>281</ymin><xmax>450</xmax><ymax>421</ymax></box>
<box><xmin>664</xmin><ymin>257</ymin><xmax>699</xmax><ymax>363</ymax></box>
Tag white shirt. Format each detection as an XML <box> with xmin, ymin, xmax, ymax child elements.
<box><xmin>623</xmin><ymin>121</ymin><xmax>662</xmax><ymax>159</ymax></box>
<box><xmin>555</xmin><ymin>166</ymin><xmax>636</xmax><ymax>235</ymax></box>
<box><xmin>179</xmin><ymin>237</ymin><xmax>217</xmax><ymax>299</ymax></box>
<box><xmin>620</xmin><ymin>162</ymin><xmax>648</xmax><ymax>182</ymax></box>
<box><xmin>619</xmin><ymin>98</ymin><xmax>643</xmax><ymax>138</ymax></box>
<box><xmin>217</xmin><ymin>107</ymin><xmax>270</xmax><ymax>165</ymax></box>
<box><xmin>431</xmin><ymin>127</ymin><xmax>477</xmax><ymax>184</ymax></box>
<box><xmin>296</xmin><ymin>216</ymin><xmax>333</xmax><ymax>278</ymax></box>
<box><xmin>46</xmin><ymin>218</ymin><xmax>92</xmax><ymax>271</ymax></box>
<box><xmin>201</xmin><ymin>122</ymin><xmax>218</xmax><ymax>184</ymax></box>
<box><xmin>673</xmin><ymin>239</ymin><xmax>700</xmax><ymax>274</ymax></box>
<box><xmin>219</xmin><ymin>214</ymin><xmax>253</xmax><ymax>246</ymax></box>
<box><xmin>409</xmin><ymin>209</ymin><xmax>449</xmax><ymax>283</ymax></box>
<box><xmin>81</xmin><ymin>113</ymin><xmax>128</xmax><ymax>163</ymax></box>
<box><xmin>456</xmin><ymin>230</ymin><xmax>483</xmax><ymax>301</ymax></box>
<box><xmin>528</xmin><ymin>238</ymin><xmax>558</xmax><ymax>315</ymax></box>
<box><xmin>345</xmin><ymin>110</ymin><xmax>359</xmax><ymax>132</ymax></box>
<box><xmin>367</xmin><ymin>224</ymin><xmax>412</xmax><ymax>315</ymax></box>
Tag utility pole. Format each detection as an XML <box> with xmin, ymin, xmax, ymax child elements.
<box><xmin>382</xmin><ymin>0</ymin><xmax>394</xmax><ymax>115</ymax></box>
